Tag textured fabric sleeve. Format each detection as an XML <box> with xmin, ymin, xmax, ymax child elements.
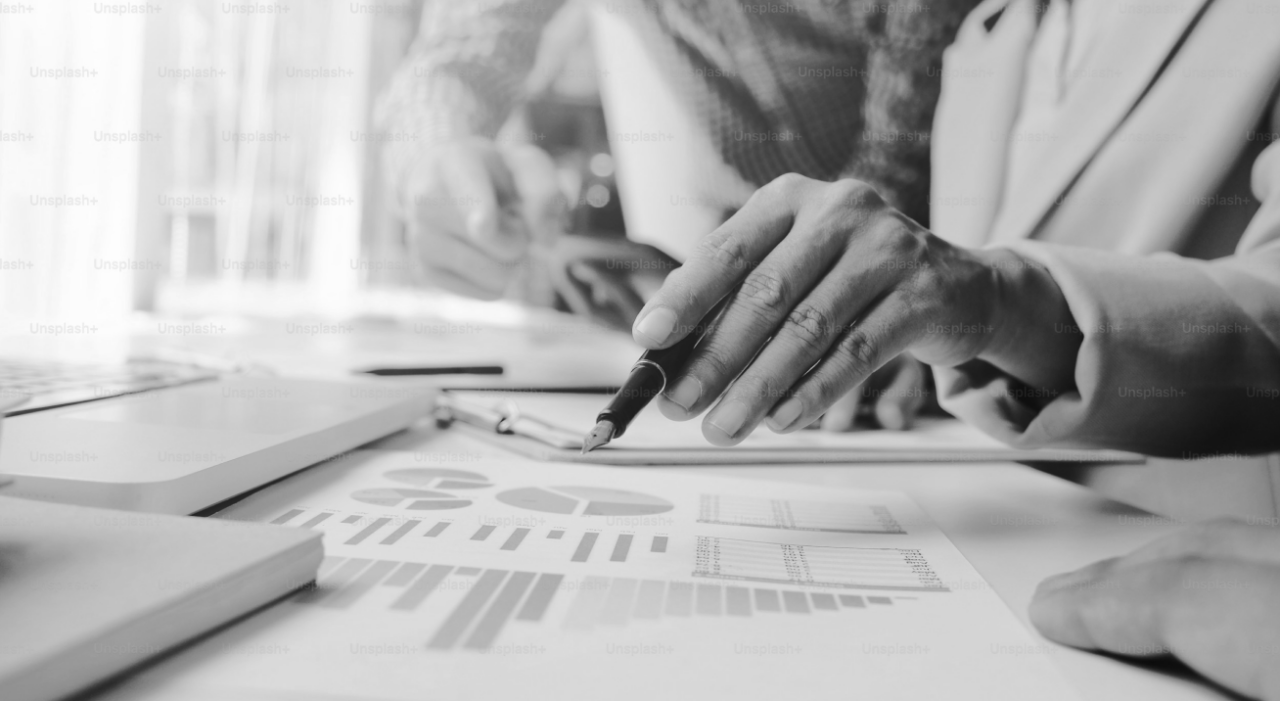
<box><xmin>934</xmin><ymin>138</ymin><xmax>1280</xmax><ymax>458</ymax></box>
<box><xmin>373</xmin><ymin>0</ymin><xmax>565</xmax><ymax>190</ymax></box>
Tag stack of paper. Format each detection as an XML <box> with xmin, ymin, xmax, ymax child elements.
<box><xmin>91</xmin><ymin>450</ymin><xmax>1081</xmax><ymax>701</ymax></box>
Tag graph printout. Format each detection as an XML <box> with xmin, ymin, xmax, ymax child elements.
<box><xmin>98</xmin><ymin>449</ymin><xmax>1079</xmax><ymax>701</ymax></box>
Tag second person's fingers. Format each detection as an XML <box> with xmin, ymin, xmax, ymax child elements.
<box><xmin>441</xmin><ymin>148</ymin><xmax>528</xmax><ymax>263</ymax></box>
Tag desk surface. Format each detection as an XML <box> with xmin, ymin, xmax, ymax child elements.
<box><xmin>33</xmin><ymin>309</ymin><xmax>1229</xmax><ymax>701</ymax></box>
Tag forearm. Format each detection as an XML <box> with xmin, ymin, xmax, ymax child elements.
<box><xmin>937</xmin><ymin>240</ymin><xmax>1280</xmax><ymax>456</ymax></box>
<box><xmin>373</xmin><ymin>0</ymin><xmax>564</xmax><ymax>188</ymax></box>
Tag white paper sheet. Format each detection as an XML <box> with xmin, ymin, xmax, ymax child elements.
<box><xmin>100</xmin><ymin>450</ymin><xmax>1081</xmax><ymax>701</ymax></box>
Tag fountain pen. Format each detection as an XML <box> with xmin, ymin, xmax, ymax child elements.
<box><xmin>582</xmin><ymin>299</ymin><xmax>728</xmax><ymax>453</ymax></box>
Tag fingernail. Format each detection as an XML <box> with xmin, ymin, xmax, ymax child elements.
<box><xmin>877</xmin><ymin>403</ymin><xmax>905</xmax><ymax>431</ymax></box>
<box><xmin>634</xmin><ymin>307</ymin><xmax>677</xmax><ymax>346</ymax></box>
<box><xmin>766</xmin><ymin>398</ymin><xmax>803</xmax><ymax>432</ymax></box>
<box><xmin>665</xmin><ymin>375</ymin><xmax>702</xmax><ymax>412</ymax></box>
<box><xmin>707</xmin><ymin>401</ymin><xmax>751</xmax><ymax>442</ymax></box>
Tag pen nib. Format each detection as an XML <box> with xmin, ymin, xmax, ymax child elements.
<box><xmin>581</xmin><ymin>420</ymin><xmax>616</xmax><ymax>454</ymax></box>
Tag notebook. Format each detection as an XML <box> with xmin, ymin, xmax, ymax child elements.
<box><xmin>0</xmin><ymin>495</ymin><xmax>322</xmax><ymax>701</ymax></box>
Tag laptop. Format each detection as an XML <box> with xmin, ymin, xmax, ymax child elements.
<box><xmin>0</xmin><ymin>357</ymin><xmax>432</xmax><ymax>514</ymax></box>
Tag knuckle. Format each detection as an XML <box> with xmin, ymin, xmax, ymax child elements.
<box><xmin>689</xmin><ymin>342</ymin><xmax>738</xmax><ymax>386</ymax></box>
<box><xmin>885</xmin><ymin>225</ymin><xmax>927</xmax><ymax>261</ymax></box>
<box><xmin>836</xmin><ymin>328</ymin><xmax>880</xmax><ymax>373</ymax></box>
<box><xmin>810</xmin><ymin>374</ymin><xmax>850</xmax><ymax>409</ymax></box>
<box><xmin>782</xmin><ymin>306</ymin><xmax>837</xmax><ymax>353</ymax></box>
<box><xmin>769</xmin><ymin>172</ymin><xmax>811</xmax><ymax>195</ymax></box>
<box><xmin>738</xmin><ymin>269</ymin><xmax>790</xmax><ymax>314</ymax></box>
<box><xmin>697</xmin><ymin>230</ymin><xmax>753</xmax><ymax>274</ymax></box>
<box><xmin>825</xmin><ymin>178</ymin><xmax>879</xmax><ymax>210</ymax></box>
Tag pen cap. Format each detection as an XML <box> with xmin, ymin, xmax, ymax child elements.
<box><xmin>596</xmin><ymin>361</ymin><xmax>666</xmax><ymax>439</ymax></box>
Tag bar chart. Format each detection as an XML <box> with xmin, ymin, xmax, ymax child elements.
<box><xmin>692</xmin><ymin>536</ymin><xmax>948</xmax><ymax>592</ymax></box>
<box><xmin>295</xmin><ymin>555</ymin><xmax>921</xmax><ymax>652</ymax></box>
<box><xmin>696</xmin><ymin>494</ymin><xmax>905</xmax><ymax>534</ymax></box>
<box><xmin>270</xmin><ymin>508</ymin><xmax>672</xmax><ymax>564</ymax></box>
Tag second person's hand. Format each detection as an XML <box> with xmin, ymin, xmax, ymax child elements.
<box><xmin>402</xmin><ymin>137</ymin><xmax>566</xmax><ymax>300</ymax></box>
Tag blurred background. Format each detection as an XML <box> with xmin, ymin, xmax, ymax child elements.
<box><xmin>0</xmin><ymin>0</ymin><xmax>621</xmax><ymax>325</ymax></box>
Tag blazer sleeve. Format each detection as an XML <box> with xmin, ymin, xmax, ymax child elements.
<box><xmin>934</xmin><ymin>137</ymin><xmax>1280</xmax><ymax>458</ymax></box>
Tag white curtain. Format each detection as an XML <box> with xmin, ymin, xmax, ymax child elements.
<box><xmin>0</xmin><ymin>0</ymin><xmax>147</xmax><ymax>327</ymax></box>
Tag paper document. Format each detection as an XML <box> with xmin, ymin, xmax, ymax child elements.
<box><xmin>445</xmin><ymin>390</ymin><xmax>1143</xmax><ymax>464</ymax></box>
<box><xmin>99</xmin><ymin>449</ymin><xmax>1079</xmax><ymax>700</ymax></box>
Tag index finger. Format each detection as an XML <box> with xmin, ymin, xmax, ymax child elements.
<box><xmin>631</xmin><ymin>179</ymin><xmax>799</xmax><ymax>349</ymax></box>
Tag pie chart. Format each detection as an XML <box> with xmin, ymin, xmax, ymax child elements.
<box><xmin>385</xmin><ymin>468</ymin><xmax>491</xmax><ymax>490</ymax></box>
<box><xmin>496</xmin><ymin>486</ymin><xmax>673</xmax><ymax>516</ymax></box>
<box><xmin>351</xmin><ymin>487</ymin><xmax>472</xmax><ymax>510</ymax></box>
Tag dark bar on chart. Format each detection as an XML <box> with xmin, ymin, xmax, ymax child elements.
<box><xmin>301</xmin><ymin>512</ymin><xmax>333</xmax><ymax>528</ymax></box>
<box><xmin>456</xmin><ymin>567</ymin><xmax>482</xmax><ymax>576</ymax></box>
<box><xmin>782</xmin><ymin>591</ymin><xmax>811</xmax><ymax>613</ymax></box>
<box><xmin>633</xmin><ymin>580</ymin><xmax>665</xmax><ymax>620</ymax></box>
<box><xmin>695</xmin><ymin>584</ymin><xmax>722</xmax><ymax>616</ymax></box>
<box><xmin>501</xmin><ymin>528</ymin><xmax>530</xmax><ymax>551</ymax></box>
<box><xmin>665</xmin><ymin>582</ymin><xmax>693</xmax><ymax>617</ymax></box>
<box><xmin>725</xmin><ymin>586</ymin><xmax>751</xmax><ymax>616</ymax></box>
<box><xmin>296</xmin><ymin>558</ymin><xmax>371</xmax><ymax>604</ymax></box>
<box><xmin>383</xmin><ymin>562</ymin><xmax>427</xmax><ymax>587</ymax></box>
<box><xmin>381</xmin><ymin>520</ymin><xmax>420</xmax><ymax>545</ymax></box>
<box><xmin>346</xmin><ymin>517</ymin><xmax>392</xmax><ymax>545</ymax></box>
<box><xmin>839</xmin><ymin>595</ymin><xmax>867</xmax><ymax>608</ymax></box>
<box><xmin>547</xmin><ymin>529</ymin><xmax>564</xmax><ymax>540</ymax></box>
<box><xmin>811</xmin><ymin>593</ymin><xmax>838</xmax><ymax>611</ymax></box>
<box><xmin>390</xmin><ymin>564</ymin><xmax>453</xmax><ymax>611</ymax></box>
<box><xmin>563</xmin><ymin>576</ymin><xmax>611</xmax><ymax>630</ymax></box>
<box><xmin>868</xmin><ymin>596</ymin><xmax>893</xmax><ymax>605</ymax></box>
<box><xmin>599</xmin><ymin>578</ymin><xmax>638</xmax><ymax>626</ymax></box>
<box><xmin>651</xmin><ymin>536</ymin><xmax>668</xmax><ymax>553</ymax></box>
<box><xmin>610</xmin><ymin>534</ymin><xmax>633</xmax><ymax>562</ymax></box>
<box><xmin>272</xmin><ymin>508</ymin><xmax>305</xmax><ymax>525</ymax></box>
<box><xmin>755</xmin><ymin>589</ymin><xmax>781</xmax><ymax>612</ymax></box>
<box><xmin>321</xmin><ymin>560</ymin><xmax>398</xmax><ymax>609</ymax></box>
<box><xmin>515</xmin><ymin>573</ymin><xmax>564</xmax><ymax>622</ymax></box>
<box><xmin>428</xmin><ymin>569</ymin><xmax>509</xmax><ymax>649</ymax></box>
<box><xmin>425</xmin><ymin>522</ymin><xmax>450</xmax><ymax>537</ymax></box>
<box><xmin>464</xmin><ymin>571</ymin><xmax>536</xmax><ymax>650</ymax></box>
<box><xmin>316</xmin><ymin>556</ymin><xmax>345</xmax><ymax>579</ymax></box>
<box><xmin>571</xmin><ymin>532</ymin><xmax>599</xmax><ymax>562</ymax></box>
<box><xmin>342</xmin><ymin>515</ymin><xmax>361</xmax><ymax>524</ymax></box>
<box><xmin>472</xmin><ymin>525</ymin><xmax>496</xmax><ymax>541</ymax></box>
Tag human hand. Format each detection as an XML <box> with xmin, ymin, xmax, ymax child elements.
<box><xmin>629</xmin><ymin>173</ymin><xmax>1012</xmax><ymax>446</ymax></box>
<box><xmin>1031</xmin><ymin>519</ymin><xmax>1280</xmax><ymax>701</ymax></box>
<box><xmin>402</xmin><ymin>137</ymin><xmax>566</xmax><ymax>300</ymax></box>
<box><xmin>818</xmin><ymin>354</ymin><xmax>929</xmax><ymax>432</ymax></box>
<box><xmin>546</xmin><ymin>235</ymin><xmax>681</xmax><ymax>331</ymax></box>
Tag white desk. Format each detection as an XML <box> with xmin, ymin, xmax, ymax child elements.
<box><xmin>42</xmin><ymin>308</ymin><xmax>1230</xmax><ymax>701</ymax></box>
